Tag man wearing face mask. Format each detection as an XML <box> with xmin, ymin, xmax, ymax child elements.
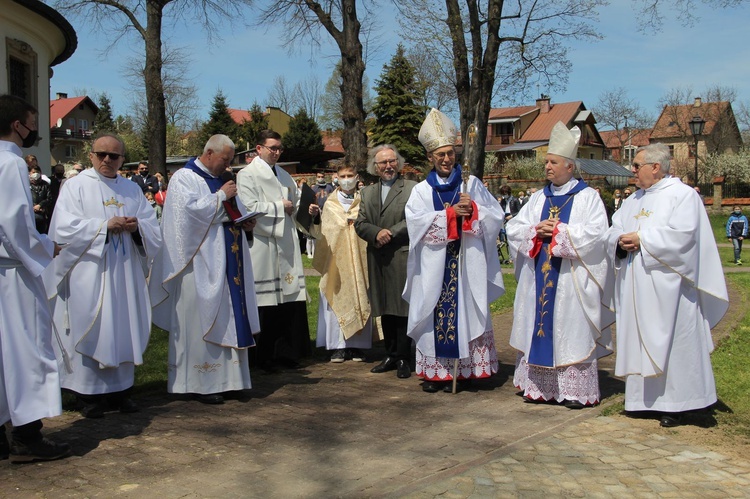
<box><xmin>28</xmin><ymin>165</ymin><xmax>52</xmax><ymax>234</ymax></box>
<box><xmin>0</xmin><ymin>94</ymin><xmax>70</xmax><ymax>462</ymax></box>
<box><xmin>131</xmin><ymin>161</ymin><xmax>159</xmax><ymax>195</ymax></box>
<box><xmin>309</xmin><ymin>164</ymin><xmax>372</xmax><ymax>363</ymax></box>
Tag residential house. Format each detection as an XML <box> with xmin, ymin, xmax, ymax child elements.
<box><xmin>1</xmin><ymin>0</ymin><xmax>76</xmax><ymax>172</ymax></box>
<box><xmin>650</xmin><ymin>97</ymin><xmax>743</xmax><ymax>182</ymax></box>
<box><xmin>49</xmin><ymin>93</ymin><xmax>98</xmax><ymax>165</ymax></box>
<box><xmin>229</xmin><ymin>106</ymin><xmax>292</xmax><ymax>150</ymax></box>
<box><xmin>487</xmin><ymin>96</ymin><xmax>607</xmax><ymax>167</ymax></box>
<box><xmin>600</xmin><ymin>128</ymin><xmax>651</xmax><ymax>165</ymax></box>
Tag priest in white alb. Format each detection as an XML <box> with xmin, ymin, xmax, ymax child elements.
<box><xmin>404</xmin><ymin>109</ymin><xmax>505</xmax><ymax>393</ymax></box>
<box><xmin>45</xmin><ymin>134</ymin><xmax>162</xmax><ymax>418</ymax></box>
<box><xmin>506</xmin><ymin>122</ymin><xmax>613</xmax><ymax>409</ymax></box>
<box><xmin>606</xmin><ymin>143</ymin><xmax>728</xmax><ymax>427</ymax></box>
<box><xmin>151</xmin><ymin>135</ymin><xmax>259</xmax><ymax>405</ymax></box>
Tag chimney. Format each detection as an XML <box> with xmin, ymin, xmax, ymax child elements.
<box><xmin>536</xmin><ymin>94</ymin><xmax>551</xmax><ymax>113</ymax></box>
<box><xmin>693</xmin><ymin>97</ymin><xmax>702</xmax><ymax>108</ymax></box>
<box><xmin>55</xmin><ymin>92</ymin><xmax>68</xmax><ymax>100</ymax></box>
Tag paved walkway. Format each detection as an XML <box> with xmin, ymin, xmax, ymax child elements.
<box><xmin>2</xmin><ymin>280</ymin><xmax>749</xmax><ymax>497</ymax></box>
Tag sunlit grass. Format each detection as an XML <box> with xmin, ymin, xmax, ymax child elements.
<box><xmin>712</xmin><ymin>273</ymin><xmax>750</xmax><ymax>437</ymax></box>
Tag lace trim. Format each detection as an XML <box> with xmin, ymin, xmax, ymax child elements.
<box><xmin>550</xmin><ymin>222</ymin><xmax>576</xmax><ymax>259</ymax></box>
<box><xmin>519</xmin><ymin>226</ymin><xmax>536</xmax><ymax>256</ymax></box>
<box><xmin>513</xmin><ymin>352</ymin><xmax>600</xmax><ymax>405</ymax></box>
<box><xmin>416</xmin><ymin>330</ymin><xmax>499</xmax><ymax>381</ymax></box>
<box><xmin>424</xmin><ymin>215</ymin><xmax>448</xmax><ymax>245</ymax></box>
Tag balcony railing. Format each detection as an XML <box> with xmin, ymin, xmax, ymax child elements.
<box><xmin>50</xmin><ymin>128</ymin><xmax>93</xmax><ymax>140</ymax></box>
<box><xmin>490</xmin><ymin>134</ymin><xmax>513</xmax><ymax>145</ymax></box>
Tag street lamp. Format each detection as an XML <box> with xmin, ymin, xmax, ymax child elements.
<box><xmin>623</xmin><ymin>115</ymin><xmax>629</xmax><ymax>165</ymax></box>
<box><xmin>689</xmin><ymin>115</ymin><xmax>706</xmax><ymax>186</ymax></box>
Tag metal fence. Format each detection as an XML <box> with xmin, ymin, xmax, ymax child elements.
<box><xmin>722</xmin><ymin>180</ymin><xmax>750</xmax><ymax>199</ymax></box>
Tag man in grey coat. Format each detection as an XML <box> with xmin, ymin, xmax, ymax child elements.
<box><xmin>355</xmin><ymin>144</ymin><xmax>416</xmax><ymax>379</ymax></box>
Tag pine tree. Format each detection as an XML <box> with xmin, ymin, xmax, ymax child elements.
<box><xmin>199</xmin><ymin>90</ymin><xmax>239</xmax><ymax>147</ymax></box>
<box><xmin>237</xmin><ymin>103</ymin><xmax>270</xmax><ymax>149</ymax></box>
<box><xmin>284</xmin><ymin>108</ymin><xmax>324</xmax><ymax>152</ymax></box>
<box><xmin>93</xmin><ymin>94</ymin><xmax>117</xmax><ymax>134</ymax></box>
<box><xmin>370</xmin><ymin>44</ymin><xmax>427</xmax><ymax>165</ymax></box>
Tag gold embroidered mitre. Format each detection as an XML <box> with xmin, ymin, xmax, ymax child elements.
<box><xmin>419</xmin><ymin>108</ymin><xmax>458</xmax><ymax>153</ymax></box>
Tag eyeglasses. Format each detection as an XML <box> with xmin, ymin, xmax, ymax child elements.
<box><xmin>261</xmin><ymin>144</ymin><xmax>284</xmax><ymax>154</ymax></box>
<box><xmin>376</xmin><ymin>159</ymin><xmax>398</xmax><ymax>167</ymax></box>
<box><xmin>632</xmin><ymin>162</ymin><xmax>654</xmax><ymax>171</ymax></box>
<box><xmin>92</xmin><ymin>151</ymin><xmax>123</xmax><ymax>161</ymax></box>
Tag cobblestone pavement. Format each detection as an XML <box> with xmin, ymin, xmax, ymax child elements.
<box><xmin>1</xmin><ymin>280</ymin><xmax>748</xmax><ymax>497</ymax></box>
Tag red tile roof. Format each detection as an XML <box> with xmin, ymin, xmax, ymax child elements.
<box><xmin>520</xmin><ymin>101</ymin><xmax>584</xmax><ymax>141</ymax></box>
<box><xmin>229</xmin><ymin>108</ymin><xmax>252</xmax><ymax>124</ymax></box>
<box><xmin>49</xmin><ymin>96</ymin><xmax>98</xmax><ymax>128</ymax></box>
<box><xmin>599</xmin><ymin>129</ymin><xmax>651</xmax><ymax>149</ymax></box>
<box><xmin>322</xmin><ymin>130</ymin><xmax>344</xmax><ymax>153</ymax></box>
<box><xmin>651</xmin><ymin>101</ymin><xmax>730</xmax><ymax>139</ymax></box>
<box><xmin>488</xmin><ymin>106</ymin><xmax>537</xmax><ymax>119</ymax></box>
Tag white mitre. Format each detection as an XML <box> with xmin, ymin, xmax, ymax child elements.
<box><xmin>547</xmin><ymin>122</ymin><xmax>581</xmax><ymax>160</ymax></box>
<box><xmin>419</xmin><ymin>108</ymin><xmax>458</xmax><ymax>153</ymax></box>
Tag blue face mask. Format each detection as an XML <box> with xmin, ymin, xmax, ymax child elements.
<box><xmin>734</xmin><ymin>211</ymin><xmax>741</xmax><ymax>216</ymax></box>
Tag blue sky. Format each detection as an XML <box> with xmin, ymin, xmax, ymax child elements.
<box><xmin>49</xmin><ymin>1</ymin><xmax>749</xmax><ymax>130</ymax></box>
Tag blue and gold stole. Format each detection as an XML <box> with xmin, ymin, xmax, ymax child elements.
<box><xmin>528</xmin><ymin>180</ymin><xmax>588</xmax><ymax>367</ymax></box>
<box><xmin>184</xmin><ymin>159</ymin><xmax>255</xmax><ymax>348</ymax></box>
<box><xmin>426</xmin><ymin>165</ymin><xmax>464</xmax><ymax>359</ymax></box>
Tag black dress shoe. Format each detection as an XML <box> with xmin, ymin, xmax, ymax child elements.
<box><xmin>660</xmin><ymin>413</ymin><xmax>682</xmax><ymax>427</ymax></box>
<box><xmin>370</xmin><ymin>356</ymin><xmax>398</xmax><ymax>373</ymax></box>
<box><xmin>396</xmin><ymin>359</ymin><xmax>411</xmax><ymax>379</ymax></box>
<box><xmin>119</xmin><ymin>398</ymin><xmax>139</xmax><ymax>414</ymax></box>
<box><xmin>443</xmin><ymin>379</ymin><xmax>472</xmax><ymax>393</ymax></box>
<box><xmin>80</xmin><ymin>403</ymin><xmax>106</xmax><ymax>419</ymax></box>
<box><xmin>9</xmin><ymin>438</ymin><xmax>71</xmax><ymax>463</ymax></box>
<box><xmin>194</xmin><ymin>394</ymin><xmax>224</xmax><ymax>405</ymax></box>
<box><xmin>422</xmin><ymin>381</ymin><xmax>444</xmax><ymax>393</ymax></box>
<box><xmin>564</xmin><ymin>399</ymin><xmax>585</xmax><ymax>410</ymax></box>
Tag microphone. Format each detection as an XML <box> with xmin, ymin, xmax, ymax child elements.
<box><xmin>219</xmin><ymin>170</ymin><xmax>242</xmax><ymax>221</ymax></box>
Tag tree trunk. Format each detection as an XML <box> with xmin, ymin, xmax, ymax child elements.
<box><xmin>145</xmin><ymin>0</ymin><xmax>167</xmax><ymax>176</ymax></box>
<box><xmin>447</xmin><ymin>0</ymin><xmax>504</xmax><ymax>179</ymax></box>
<box><xmin>338</xmin><ymin>0</ymin><xmax>368</xmax><ymax>170</ymax></box>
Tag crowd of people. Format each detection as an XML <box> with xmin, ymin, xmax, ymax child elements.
<box><xmin>0</xmin><ymin>94</ymin><xmax>730</xmax><ymax>465</ymax></box>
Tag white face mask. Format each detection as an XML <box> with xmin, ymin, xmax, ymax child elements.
<box><xmin>338</xmin><ymin>177</ymin><xmax>357</xmax><ymax>191</ymax></box>
<box><xmin>30</xmin><ymin>172</ymin><xmax>41</xmax><ymax>182</ymax></box>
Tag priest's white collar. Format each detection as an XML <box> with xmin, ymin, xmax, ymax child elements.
<box><xmin>194</xmin><ymin>158</ymin><xmax>216</xmax><ymax>178</ymax></box>
<box><xmin>550</xmin><ymin>177</ymin><xmax>578</xmax><ymax>195</ymax></box>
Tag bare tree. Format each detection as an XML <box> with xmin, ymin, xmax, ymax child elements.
<box><xmin>264</xmin><ymin>0</ymin><xmax>377</xmax><ymax>169</ymax></box>
<box><xmin>294</xmin><ymin>74</ymin><xmax>323</xmax><ymax>122</ymax></box>
<box><xmin>266</xmin><ymin>75</ymin><xmax>301</xmax><ymax>114</ymax></box>
<box><xmin>407</xmin><ymin>45</ymin><xmax>457</xmax><ymax>113</ymax></box>
<box><xmin>592</xmin><ymin>87</ymin><xmax>653</xmax><ymax>163</ymax></box>
<box><xmin>55</xmin><ymin>0</ymin><xmax>254</xmax><ymax>176</ymax></box>
<box><xmin>399</xmin><ymin>0</ymin><xmax>606</xmax><ymax>177</ymax></box>
<box><xmin>634</xmin><ymin>0</ymin><xmax>748</xmax><ymax>29</ymax></box>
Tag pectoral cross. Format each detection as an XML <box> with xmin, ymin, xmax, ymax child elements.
<box><xmin>548</xmin><ymin>205</ymin><xmax>561</xmax><ymax>220</ymax></box>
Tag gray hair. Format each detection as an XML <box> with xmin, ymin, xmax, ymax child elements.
<box><xmin>367</xmin><ymin>144</ymin><xmax>405</xmax><ymax>176</ymax></box>
<box><xmin>636</xmin><ymin>143</ymin><xmax>671</xmax><ymax>175</ymax></box>
<box><xmin>204</xmin><ymin>134</ymin><xmax>235</xmax><ymax>154</ymax></box>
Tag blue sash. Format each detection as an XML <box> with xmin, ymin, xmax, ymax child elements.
<box><xmin>426</xmin><ymin>165</ymin><xmax>464</xmax><ymax>359</ymax></box>
<box><xmin>184</xmin><ymin>160</ymin><xmax>255</xmax><ymax>348</ymax></box>
<box><xmin>528</xmin><ymin>180</ymin><xmax>588</xmax><ymax>367</ymax></box>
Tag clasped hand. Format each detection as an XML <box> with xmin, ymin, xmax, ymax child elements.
<box><xmin>535</xmin><ymin>219</ymin><xmax>556</xmax><ymax>238</ymax></box>
<box><xmin>108</xmin><ymin>216</ymin><xmax>138</xmax><ymax>234</ymax></box>
<box><xmin>618</xmin><ymin>232</ymin><xmax>640</xmax><ymax>252</ymax></box>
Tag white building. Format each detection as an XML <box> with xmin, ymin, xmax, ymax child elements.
<box><xmin>1</xmin><ymin>0</ymin><xmax>76</xmax><ymax>173</ymax></box>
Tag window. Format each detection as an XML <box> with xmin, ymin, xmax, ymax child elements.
<box><xmin>590</xmin><ymin>153</ymin><xmax>595</xmax><ymax>159</ymax></box>
<box><xmin>623</xmin><ymin>145</ymin><xmax>637</xmax><ymax>164</ymax></box>
<box><xmin>65</xmin><ymin>145</ymin><xmax>76</xmax><ymax>158</ymax></box>
<box><xmin>493</xmin><ymin>123</ymin><xmax>514</xmax><ymax>144</ymax></box>
<box><xmin>668</xmin><ymin>145</ymin><xmax>675</xmax><ymax>158</ymax></box>
<box><xmin>79</xmin><ymin>119</ymin><xmax>88</xmax><ymax>130</ymax></box>
<box><xmin>6</xmin><ymin>38</ymin><xmax>38</xmax><ymax>107</ymax></box>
